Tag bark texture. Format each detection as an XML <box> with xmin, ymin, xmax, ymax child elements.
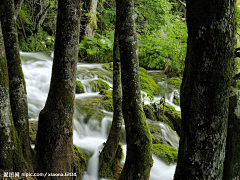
<box><xmin>99</xmin><ymin>26</ymin><xmax>123</xmax><ymax>178</ymax></box>
<box><xmin>1</xmin><ymin>0</ymin><xmax>33</xmax><ymax>172</ymax></box>
<box><xmin>223</xmin><ymin>9</ymin><xmax>240</xmax><ymax>177</ymax></box>
<box><xmin>117</xmin><ymin>0</ymin><xmax>153</xmax><ymax>179</ymax></box>
<box><xmin>85</xmin><ymin>0</ymin><xmax>98</xmax><ymax>38</ymax></box>
<box><xmin>35</xmin><ymin>0</ymin><xmax>81</xmax><ymax>178</ymax></box>
<box><xmin>0</xmin><ymin>23</ymin><xmax>27</xmax><ymax>173</ymax></box>
<box><xmin>174</xmin><ymin>1</ymin><xmax>235</xmax><ymax>179</ymax></box>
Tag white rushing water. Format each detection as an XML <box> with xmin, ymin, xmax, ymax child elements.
<box><xmin>21</xmin><ymin>52</ymin><xmax>179</xmax><ymax>180</ymax></box>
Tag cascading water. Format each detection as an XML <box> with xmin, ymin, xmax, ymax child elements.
<box><xmin>21</xmin><ymin>52</ymin><xmax>180</xmax><ymax>180</ymax></box>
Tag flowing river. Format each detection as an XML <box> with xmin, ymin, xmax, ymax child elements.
<box><xmin>21</xmin><ymin>52</ymin><xmax>179</xmax><ymax>180</ymax></box>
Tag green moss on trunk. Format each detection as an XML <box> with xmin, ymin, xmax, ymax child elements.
<box><xmin>35</xmin><ymin>0</ymin><xmax>81</xmax><ymax>177</ymax></box>
<box><xmin>174</xmin><ymin>0</ymin><xmax>235</xmax><ymax>179</ymax></box>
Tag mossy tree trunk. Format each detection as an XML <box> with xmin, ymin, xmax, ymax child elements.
<box><xmin>85</xmin><ymin>0</ymin><xmax>98</xmax><ymax>38</ymax></box>
<box><xmin>0</xmin><ymin>21</ymin><xmax>27</xmax><ymax>173</ymax></box>
<box><xmin>223</xmin><ymin>16</ymin><xmax>240</xmax><ymax>178</ymax></box>
<box><xmin>35</xmin><ymin>0</ymin><xmax>81</xmax><ymax>178</ymax></box>
<box><xmin>99</xmin><ymin>22</ymin><xmax>123</xmax><ymax>178</ymax></box>
<box><xmin>174</xmin><ymin>0</ymin><xmax>235</xmax><ymax>179</ymax></box>
<box><xmin>1</xmin><ymin>0</ymin><xmax>33</xmax><ymax>172</ymax></box>
<box><xmin>117</xmin><ymin>0</ymin><xmax>153</xmax><ymax>179</ymax></box>
<box><xmin>80</xmin><ymin>0</ymin><xmax>92</xmax><ymax>41</ymax></box>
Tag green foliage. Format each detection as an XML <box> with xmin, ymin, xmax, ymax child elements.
<box><xmin>147</xmin><ymin>94</ymin><xmax>154</xmax><ymax>102</ymax></box>
<box><xmin>152</xmin><ymin>144</ymin><xmax>178</xmax><ymax>165</ymax></box>
<box><xmin>76</xmin><ymin>81</ymin><xmax>84</xmax><ymax>94</ymax></box>
<box><xmin>79</xmin><ymin>34</ymin><xmax>114</xmax><ymax>62</ymax></box>
<box><xmin>136</xmin><ymin>0</ymin><xmax>187</xmax><ymax>73</ymax></box>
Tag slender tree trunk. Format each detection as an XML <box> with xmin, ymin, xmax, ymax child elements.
<box><xmin>80</xmin><ymin>0</ymin><xmax>92</xmax><ymax>41</ymax></box>
<box><xmin>99</xmin><ymin>25</ymin><xmax>123</xmax><ymax>178</ymax></box>
<box><xmin>14</xmin><ymin>0</ymin><xmax>24</xmax><ymax>17</ymax></box>
<box><xmin>174</xmin><ymin>1</ymin><xmax>235</xmax><ymax>179</ymax></box>
<box><xmin>1</xmin><ymin>0</ymin><xmax>34</xmax><ymax>172</ymax></box>
<box><xmin>0</xmin><ymin>21</ymin><xmax>27</xmax><ymax>173</ymax></box>
<box><xmin>117</xmin><ymin>0</ymin><xmax>153</xmax><ymax>179</ymax></box>
<box><xmin>85</xmin><ymin>0</ymin><xmax>98</xmax><ymax>38</ymax></box>
<box><xmin>35</xmin><ymin>0</ymin><xmax>81</xmax><ymax>178</ymax></box>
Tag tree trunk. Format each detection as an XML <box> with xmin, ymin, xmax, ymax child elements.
<box><xmin>14</xmin><ymin>0</ymin><xmax>24</xmax><ymax>17</ymax></box>
<box><xmin>99</xmin><ymin>24</ymin><xmax>123</xmax><ymax>179</ymax></box>
<box><xmin>0</xmin><ymin>22</ymin><xmax>27</xmax><ymax>173</ymax></box>
<box><xmin>35</xmin><ymin>0</ymin><xmax>81</xmax><ymax>178</ymax></box>
<box><xmin>174</xmin><ymin>1</ymin><xmax>235</xmax><ymax>179</ymax></box>
<box><xmin>223</xmin><ymin>16</ymin><xmax>240</xmax><ymax>178</ymax></box>
<box><xmin>117</xmin><ymin>0</ymin><xmax>153</xmax><ymax>179</ymax></box>
<box><xmin>85</xmin><ymin>0</ymin><xmax>98</xmax><ymax>38</ymax></box>
<box><xmin>80</xmin><ymin>0</ymin><xmax>92</xmax><ymax>41</ymax></box>
<box><xmin>1</xmin><ymin>0</ymin><xmax>34</xmax><ymax>172</ymax></box>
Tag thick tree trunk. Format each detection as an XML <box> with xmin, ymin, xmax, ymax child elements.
<box><xmin>35</xmin><ymin>0</ymin><xmax>81</xmax><ymax>178</ymax></box>
<box><xmin>85</xmin><ymin>0</ymin><xmax>98</xmax><ymax>38</ymax></box>
<box><xmin>0</xmin><ymin>22</ymin><xmax>27</xmax><ymax>173</ymax></box>
<box><xmin>223</xmin><ymin>19</ymin><xmax>240</xmax><ymax>178</ymax></box>
<box><xmin>174</xmin><ymin>1</ymin><xmax>235</xmax><ymax>179</ymax></box>
<box><xmin>99</xmin><ymin>26</ymin><xmax>123</xmax><ymax>178</ymax></box>
<box><xmin>1</xmin><ymin>0</ymin><xmax>33</xmax><ymax>172</ymax></box>
<box><xmin>117</xmin><ymin>0</ymin><xmax>153</xmax><ymax>179</ymax></box>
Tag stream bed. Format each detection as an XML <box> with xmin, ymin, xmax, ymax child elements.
<box><xmin>21</xmin><ymin>52</ymin><xmax>179</xmax><ymax>180</ymax></box>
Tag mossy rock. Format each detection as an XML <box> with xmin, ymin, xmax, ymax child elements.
<box><xmin>143</xmin><ymin>104</ymin><xmax>157</xmax><ymax>121</ymax></box>
<box><xmin>75</xmin><ymin>96</ymin><xmax>112</xmax><ymax>124</ymax></box>
<box><xmin>166</xmin><ymin>78</ymin><xmax>182</xmax><ymax>91</ymax></box>
<box><xmin>148</xmin><ymin>121</ymin><xmax>178</xmax><ymax>147</ymax></box>
<box><xmin>74</xmin><ymin>145</ymin><xmax>89</xmax><ymax>179</ymax></box>
<box><xmin>99</xmin><ymin>143</ymin><xmax>123</xmax><ymax>179</ymax></box>
<box><xmin>29</xmin><ymin>121</ymin><xmax>38</xmax><ymax>144</ymax></box>
<box><xmin>173</xmin><ymin>96</ymin><xmax>180</xmax><ymax>106</ymax></box>
<box><xmin>165</xmin><ymin>110</ymin><xmax>181</xmax><ymax>136</ymax></box>
<box><xmin>140</xmin><ymin>74</ymin><xmax>158</xmax><ymax>95</ymax></box>
<box><xmin>89</xmin><ymin>79</ymin><xmax>110</xmax><ymax>92</ymax></box>
<box><xmin>139</xmin><ymin>67</ymin><xmax>148</xmax><ymax>75</ymax></box>
<box><xmin>165</xmin><ymin>104</ymin><xmax>176</xmax><ymax>113</ymax></box>
<box><xmin>100</xmin><ymin>90</ymin><xmax>113</xmax><ymax>111</ymax></box>
<box><xmin>98</xmin><ymin>75</ymin><xmax>110</xmax><ymax>81</ymax></box>
<box><xmin>76</xmin><ymin>80</ymin><xmax>84</xmax><ymax>94</ymax></box>
<box><xmin>152</xmin><ymin>144</ymin><xmax>178</xmax><ymax>165</ymax></box>
<box><xmin>151</xmin><ymin>75</ymin><xmax>167</xmax><ymax>84</ymax></box>
<box><xmin>102</xmin><ymin>62</ymin><xmax>113</xmax><ymax>71</ymax></box>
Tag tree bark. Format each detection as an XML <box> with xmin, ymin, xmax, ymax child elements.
<box><xmin>14</xmin><ymin>0</ymin><xmax>24</xmax><ymax>17</ymax></box>
<box><xmin>0</xmin><ymin>21</ymin><xmax>27</xmax><ymax>173</ymax></box>
<box><xmin>117</xmin><ymin>0</ymin><xmax>153</xmax><ymax>179</ymax></box>
<box><xmin>99</xmin><ymin>24</ymin><xmax>123</xmax><ymax>178</ymax></box>
<box><xmin>1</xmin><ymin>0</ymin><xmax>34</xmax><ymax>172</ymax></box>
<box><xmin>35</xmin><ymin>0</ymin><xmax>81</xmax><ymax>178</ymax></box>
<box><xmin>85</xmin><ymin>0</ymin><xmax>98</xmax><ymax>38</ymax></box>
<box><xmin>223</xmin><ymin>9</ymin><xmax>240</xmax><ymax>177</ymax></box>
<box><xmin>80</xmin><ymin>0</ymin><xmax>92</xmax><ymax>41</ymax></box>
<box><xmin>174</xmin><ymin>1</ymin><xmax>235</xmax><ymax>179</ymax></box>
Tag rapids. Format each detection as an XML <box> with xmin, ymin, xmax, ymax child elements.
<box><xmin>21</xmin><ymin>52</ymin><xmax>179</xmax><ymax>180</ymax></box>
